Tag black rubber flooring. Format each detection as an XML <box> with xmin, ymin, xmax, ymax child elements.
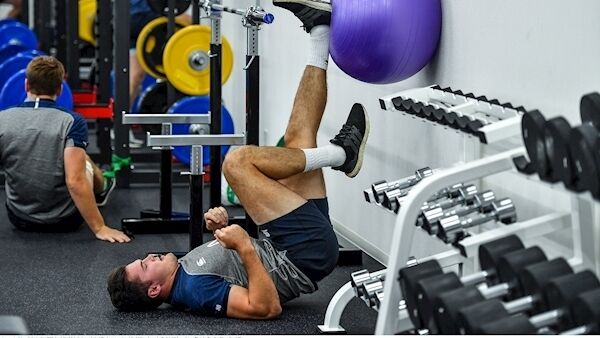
<box><xmin>0</xmin><ymin>185</ymin><xmax>383</xmax><ymax>334</ymax></box>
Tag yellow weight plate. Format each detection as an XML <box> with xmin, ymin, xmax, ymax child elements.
<box><xmin>136</xmin><ymin>17</ymin><xmax>188</xmax><ymax>79</ymax></box>
<box><xmin>163</xmin><ymin>25</ymin><xmax>234</xmax><ymax>96</ymax></box>
<box><xmin>79</xmin><ymin>0</ymin><xmax>96</xmax><ymax>45</ymax></box>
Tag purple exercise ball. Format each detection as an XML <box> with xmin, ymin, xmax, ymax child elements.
<box><xmin>330</xmin><ymin>0</ymin><xmax>442</xmax><ymax>84</ymax></box>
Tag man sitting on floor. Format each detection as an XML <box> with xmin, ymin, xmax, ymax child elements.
<box><xmin>107</xmin><ymin>0</ymin><xmax>369</xmax><ymax>318</ymax></box>
<box><xmin>0</xmin><ymin>56</ymin><xmax>130</xmax><ymax>243</ymax></box>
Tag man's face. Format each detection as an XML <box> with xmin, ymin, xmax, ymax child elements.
<box><xmin>125</xmin><ymin>253</ymin><xmax>178</xmax><ymax>287</ymax></box>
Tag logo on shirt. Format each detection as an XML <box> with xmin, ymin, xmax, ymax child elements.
<box><xmin>196</xmin><ymin>257</ymin><xmax>206</xmax><ymax>267</ymax></box>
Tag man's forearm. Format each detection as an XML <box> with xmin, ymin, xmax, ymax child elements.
<box><xmin>67</xmin><ymin>178</ymin><xmax>104</xmax><ymax>234</ymax></box>
<box><xmin>237</xmin><ymin>243</ymin><xmax>281</xmax><ymax>314</ymax></box>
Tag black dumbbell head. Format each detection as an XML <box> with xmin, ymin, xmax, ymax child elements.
<box><xmin>457</xmin><ymin>298</ymin><xmax>511</xmax><ymax>334</ymax></box>
<box><xmin>569</xmin><ymin>289</ymin><xmax>600</xmax><ymax>332</ymax></box>
<box><xmin>495</xmin><ymin>246</ymin><xmax>547</xmax><ymax>298</ymax></box>
<box><xmin>544</xmin><ymin>117</ymin><xmax>575</xmax><ymax>188</ymax></box>
<box><xmin>398</xmin><ymin>260</ymin><xmax>443</xmax><ymax>328</ymax></box>
<box><xmin>580</xmin><ymin>92</ymin><xmax>600</xmax><ymax>130</ymax></box>
<box><xmin>521</xmin><ymin>110</ymin><xmax>547</xmax><ymax>179</ymax></box>
<box><xmin>479</xmin><ymin>313</ymin><xmax>537</xmax><ymax>334</ymax></box>
<box><xmin>568</xmin><ymin>125</ymin><xmax>600</xmax><ymax>196</ymax></box>
<box><xmin>415</xmin><ymin>272</ymin><xmax>463</xmax><ymax>332</ymax></box>
<box><xmin>478</xmin><ymin>235</ymin><xmax>524</xmax><ymax>272</ymax></box>
<box><xmin>518</xmin><ymin>258</ymin><xmax>573</xmax><ymax>312</ymax></box>
<box><xmin>433</xmin><ymin>285</ymin><xmax>486</xmax><ymax>334</ymax></box>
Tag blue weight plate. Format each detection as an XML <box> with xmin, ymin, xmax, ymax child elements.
<box><xmin>0</xmin><ymin>44</ymin><xmax>31</xmax><ymax>65</ymax></box>
<box><xmin>0</xmin><ymin>69</ymin><xmax>73</xmax><ymax>110</ymax></box>
<box><xmin>129</xmin><ymin>74</ymin><xmax>157</xmax><ymax>112</ymax></box>
<box><xmin>167</xmin><ymin>96</ymin><xmax>235</xmax><ymax>166</ymax></box>
<box><xmin>0</xmin><ymin>21</ymin><xmax>38</xmax><ymax>49</ymax></box>
<box><xmin>0</xmin><ymin>54</ymin><xmax>34</xmax><ymax>89</ymax></box>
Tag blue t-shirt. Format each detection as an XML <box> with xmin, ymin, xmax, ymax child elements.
<box><xmin>130</xmin><ymin>0</ymin><xmax>152</xmax><ymax>16</ymax></box>
<box><xmin>167</xmin><ymin>267</ymin><xmax>231</xmax><ymax>317</ymax></box>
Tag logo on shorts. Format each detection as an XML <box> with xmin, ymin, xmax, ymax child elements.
<box><xmin>261</xmin><ymin>229</ymin><xmax>270</xmax><ymax>238</ymax></box>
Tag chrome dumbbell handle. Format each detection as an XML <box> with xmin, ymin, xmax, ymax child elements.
<box><xmin>439</xmin><ymin>198</ymin><xmax>516</xmax><ymax>243</ymax></box>
<box><xmin>421</xmin><ymin>190</ymin><xmax>496</xmax><ymax>234</ymax></box>
<box><xmin>371</xmin><ymin>167</ymin><xmax>433</xmax><ymax>203</ymax></box>
<box><xmin>422</xmin><ymin>184</ymin><xmax>478</xmax><ymax>212</ymax></box>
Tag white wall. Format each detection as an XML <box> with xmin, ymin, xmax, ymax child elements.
<box><xmin>217</xmin><ymin>0</ymin><xmax>600</xmax><ymax>262</ymax></box>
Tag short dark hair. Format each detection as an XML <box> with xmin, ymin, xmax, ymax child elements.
<box><xmin>106</xmin><ymin>266</ymin><xmax>163</xmax><ymax>311</ymax></box>
<box><xmin>26</xmin><ymin>56</ymin><xmax>65</xmax><ymax>96</ymax></box>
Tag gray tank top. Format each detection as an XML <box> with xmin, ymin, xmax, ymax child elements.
<box><xmin>178</xmin><ymin>238</ymin><xmax>316</xmax><ymax>303</ymax></box>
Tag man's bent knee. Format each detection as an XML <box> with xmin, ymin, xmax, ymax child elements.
<box><xmin>223</xmin><ymin>145</ymin><xmax>257</xmax><ymax>180</ymax></box>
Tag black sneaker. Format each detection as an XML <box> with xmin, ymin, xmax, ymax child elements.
<box><xmin>330</xmin><ymin>103</ymin><xmax>370</xmax><ymax>178</ymax></box>
<box><xmin>96</xmin><ymin>176</ymin><xmax>116</xmax><ymax>207</ymax></box>
<box><xmin>273</xmin><ymin>0</ymin><xmax>331</xmax><ymax>32</ymax></box>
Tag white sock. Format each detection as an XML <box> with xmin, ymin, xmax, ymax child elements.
<box><xmin>307</xmin><ymin>25</ymin><xmax>330</xmax><ymax>70</ymax></box>
<box><xmin>302</xmin><ymin>144</ymin><xmax>346</xmax><ymax>172</ymax></box>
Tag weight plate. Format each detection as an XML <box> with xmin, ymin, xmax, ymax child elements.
<box><xmin>0</xmin><ymin>53</ymin><xmax>34</xmax><ymax>90</ymax></box>
<box><xmin>580</xmin><ymin>92</ymin><xmax>600</xmax><ymax>130</ymax></box>
<box><xmin>167</xmin><ymin>96</ymin><xmax>235</xmax><ymax>166</ymax></box>
<box><xmin>544</xmin><ymin>117</ymin><xmax>575</xmax><ymax>188</ymax></box>
<box><xmin>0</xmin><ymin>69</ymin><xmax>73</xmax><ymax>110</ymax></box>
<box><xmin>136</xmin><ymin>17</ymin><xmax>188</xmax><ymax>79</ymax></box>
<box><xmin>136</xmin><ymin>81</ymin><xmax>185</xmax><ymax>134</ymax></box>
<box><xmin>79</xmin><ymin>0</ymin><xmax>97</xmax><ymax>45</ymax></box>
<box><xmin>0</xmin><ymin>21</ymin><xmax>37</xmax><ymax>48</ymax></box>
<box><xmin>130</xmin><ymin>74</ymin><xmax>158</xmax><ymax>113</ymax></box>
<box><xmin>521</xmin><ymin>110</ymin><xmax>548</xmax><ymax>180</ymax></box>
<box><xmin>148</xmin><ymin>0</ymin><xmax>191</xmax><ymax>16</ymax></box>
<box><xmin>163</xmin><ymin>25</ymin><xmax>234</xmax><ymax>95</ymax></box>
<box><xmin>569</xmin><ymin>125</ymin><xmax>600</xmax><ymax>196</ymax></box>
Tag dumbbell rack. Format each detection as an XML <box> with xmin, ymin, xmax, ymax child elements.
<box><xmin>319</xmin><ymin>147</ymin><xmax>600</xmax><ymax>334</ymax></box>
<box><xmin>379</xmin><ymin>85</ymin><xmax>525</xmax><ymax>144</ymax></box>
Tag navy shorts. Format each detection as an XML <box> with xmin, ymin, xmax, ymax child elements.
<box><xmin>6</xmin><ymin>203</ymin><xmax>83</xmax><ymax>233</ymax></box>
<box><xmin>261</xmin><ymin>198</ymin><xmax>339</xmax><ymax>283</ymax></box>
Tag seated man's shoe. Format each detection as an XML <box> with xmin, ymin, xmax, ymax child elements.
<box><xmin>96</xmin><ymin>176</ymin><xmax>116</xmax><ymax>207</ymax></box>
<box><xmin>273</xmin><ymin>0</ymin><xmax>331</xmax><ymax>32</ymax></box>
<box><xmin>330</xmin><ymin>103</ymin><xmax>370</xmax><ymax>178</ymax></box>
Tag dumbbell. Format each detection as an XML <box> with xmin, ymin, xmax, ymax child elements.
<box><xmin>350</xmin><ymin>269</ymin><xmax>385</xmax><ymax>300</ymax></box>
<box><xmin>568</xmin><ymin>93</ymin><xmax>600</xmax><ymax>198</ymax></box>
<box><xmin>436</xmin><ymin>198</ymin><xmax>516</xmax><ymax>244</ymax></box>
<box><xmin>415</xmin><ymin>246</ymin><xmax>547</xmax><ymax>333</ymax></box>
<box><xmin>434</xmin><ymin>257</ymin><xmax>575</xmax><ymax>334</ymax></box>
<box><xmin>474</xmin><ymin>271</ymin><xmax>600</xmax><ymax>334</ymax></box>
<box><xmin>420</xmin><ymin>190</ymin><xmax>495</xmax><ymax>235</ymax></box>
<box><xmin>370</xmin><ymin>167</ymin><xmax>433</xmax><ymax>204</ymax></box>
<box><xmin>363</xmin><ymin>278</ymin><xmax>385</xmax><ymax>309</ymax></box>
<box><xmin>420</xmin><ymin>184</ymin><xmax>478</xmax><ymax>214</ymax></box>
<box><xmin>561</xmin><ymin>288</ymin><xmax>600</xmax><ymax>335</ymax></box>
<box><xmin>398</xmin><ymin>235</ymin><xmax>525</xmax><ymax>329</ymax></box>
<box><xmin>384</xmin><ymin>183</ymin><xmax>467</xmax><ymax>214</ymax></box>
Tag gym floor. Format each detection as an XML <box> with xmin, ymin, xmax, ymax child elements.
<box><xmin>0</xmin><ymin>185</ymin><xmax>382</xmax><ymax>334</ymax></box>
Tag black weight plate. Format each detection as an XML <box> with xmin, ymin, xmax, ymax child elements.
<box><xmin>568</xmin><ymin>125</ymin><xmax>600</xmax><ymax>196</ymax></box>
<box><xmin>467</xmin><ymin>118</ymin><xmax>484</xmax><ymax>133</ymax></box>
<box><xmin>434</xmin><ymin>285</ymin><xmax>485</xmax><ymax>334</ymax></box>
<box><xmin>457</xmin><ymin>299</ymin><xmax>510</xmax><ymax>334</ymax></box>
<box><xmin>544</xmin><ymin>117</ymin><xmax>574</xmax><ymax>187</ymax></box>
<box><xmin>518</xmin><ymin>258</ymin><xmax>572</xmax><ymax>313</ymax></box>
<box><xmin>139</xmin><ymin>19</ymin><xmax>187</xmax><ymax>79</ymax></box>
<box><xmin>148</xmin><ymin>0</ymin><xmax>191</xmax><ymax>15</ymax></box>
<box><xmin>443</xmin><ymin>111</ymin><xmax>458</xmax><ymax>126</ymax></box>
<box><xmin>398</xmin><ymin>260</ymin><xmax>443</xmax><ymax>329</ymax></box>
<box><xmin>521</xmin><ymin>110</ymin><xmax>547</xmax><ymax>179</ymax></box>
<box><xmin>138</xmin><ymin>81</ymin><xmax>186</xmax><ymax>134</ymax></box>
<box><xmin>580</xmin><ymin>92</ymin><xmax>600</xmax><ymax>130</ymax></box>
<box><xmin>495</xmin><ymin>246</ymin><xmax>547</xmax><ymax>299</ymax></box>
<box><xmin>421</xmin><ymin>105</ymin><xmax>435</xmax><ymax>119</ymax></box>
<box><xmin>411</xmin><ymin>102</ymin><xmax>425</xmax><ymax>116</ymax></box>
<box><xmin>432</xmin><ymin>108</ymin><xmax>446</xmax><ymax>122</ymax></box>
<box><xmin>478</xmin><ymin>235</ymin><xmax>524</xmax><ymax>272</ymax></box>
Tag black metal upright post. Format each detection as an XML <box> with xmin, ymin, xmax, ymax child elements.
<box><xmin>245</xmin><ymin>20</ymin><xmax>260</xmax><ymax>238</ymax></box>
<box><xmin>21</xmin><ymin>0</ymin><xmax>29</xmax><ymax>26</ymax></box>
<box><xmin>113</xmin><ymin>0</ymin><xmax>131</xmax><ymax>187</ymax></box>
<box><xmin>190</xmin><ymin>146</ymin><xmax>204</xmax><ymax>249</ymax></box>
<box><xmin>55</xmin><ymin>0</ymin><xmax>66</xmax><ymax>62</ymax></box>
<box><xmin>97</xmin><ymin>0</ymin><xmax>112</xmax><ymax>104</ymax></box>
<box><xmin>33</xmin><ymin>0</ymin><xmax>53</xmax><ymax>54</ymax></box>
<box><xmin>64</xmin><ymin>0</ymin><xmax>80</xmax><ymax>89</ymax></box>
<box><xmin>209</xmin><ymin>0</ymin><xmax>223</xmax><ymax>211</ymax></box>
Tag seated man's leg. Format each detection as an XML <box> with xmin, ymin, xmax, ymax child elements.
<box><xmin>86</xmin><ymin>155</ymin><xmax>116</xmax><ymax>206</ymax></box>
